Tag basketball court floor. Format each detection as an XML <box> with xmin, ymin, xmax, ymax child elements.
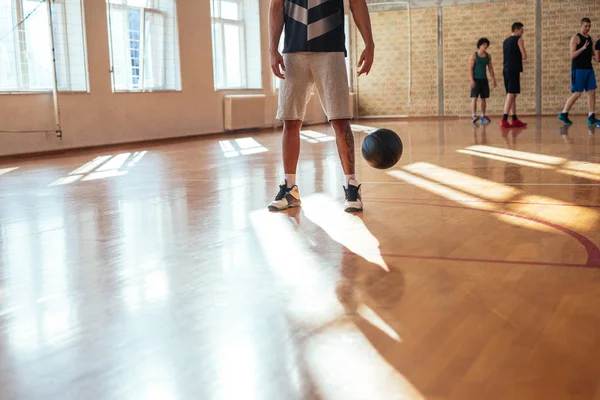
<box><xmin>1</xmin><ymin>116</ymin><xmax>599</xmax><ymax>399</ymax></box>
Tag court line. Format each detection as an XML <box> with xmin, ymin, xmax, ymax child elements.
<box><xmin>360</xmin><ymin>181</ymin><xmax>600</xmax><ymax>187</ymax></box>
<box><xmin>362</xmin><ymin>199</ymin><xmax>600</xmax><ymax>268</ymax></box>
<box><xmin>363</xmin><ymin>197</ymin><xmax>600</xmax><ymax>208</ymax></box>
<box><xmin>342</xmin><ymin>251</ymin><xmax>590</xmax><ymax>269</ymax></box>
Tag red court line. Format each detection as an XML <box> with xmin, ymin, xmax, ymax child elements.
<box><xmin>363</xmin><ymin>199</ymin><xmax>600</xmax><ymax>268</ymax></box>
<box><xmin>342</xmin><ymin>251</ymin><xmax>589</xmax><ymax>269</ymax></box>
<box><xmin>363</xmin><ymin>197</ymin><xmax>600</xmax><ymax>208</ymax></box>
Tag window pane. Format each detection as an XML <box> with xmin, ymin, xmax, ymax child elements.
<box><xmin>144</xmin><ymin>11</ymin><xmax>165</xmax><ymax>89</ymax></box>
<box><xmin>220</xmin><ymin>1</ymin><xmax>239</xmax><ymax>20</ymax></box>
<box><xmin>211</xmin><ymin>21</ymin><xmax>224</xmax><ymax>89</ymax></box>
<box><xmin>0</xmin><ymin>0</ymin><xmax>19</xmax><ymax>90</ymax></box>
<box><xmin>211</xmin><ymin>0</ymin><xmax>261</xmax><ymax>90</ymax></box>
<box><xmin>51</xmin><ymin>0</ymin><xmax>89</xmax><ymax>91</ymax></box>
<box><xmin>23</xmin><ymin>1</ymin><xmax>53</xmax><ymax>89</ymax></box>
<box><xmin>0</xmin><ymin>0</ymin><xmax>87</xmax><ymax>92</ymax></box>
<box><xmin>106</xmin><ymin>0</ymin><xmax>181</xmax><ymax>92</ymax></box>
<box><xmin>128</xmin><ymin>9</ymin><xmax>141</xmax><ymax>88</ymax></box>
<box><xmin>223</xmin><ymin>23</ymin><xmax>242</xmax><ymax>88</ymax></box>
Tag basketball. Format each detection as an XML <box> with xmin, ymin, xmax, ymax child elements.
<box><xmin>361</xmin><ymin>128</ymin><xmax>403</xmax><ymax>170</ymax></box>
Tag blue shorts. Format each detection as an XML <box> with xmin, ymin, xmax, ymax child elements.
<box><xmin>571</xmin><ymin>69</ymin><xmax>597</xmax><ymax>93</ymax></box>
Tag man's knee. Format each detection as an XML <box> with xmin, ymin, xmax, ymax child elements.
<box><xmin>330</xmin><ymin>119</ymin><xmax>351</xmax><ymax>134</ymax></box>
<box><xmin>283</xmin><ymin>120</ymin><xmax>303</xmax><ymax>135</ymax></box>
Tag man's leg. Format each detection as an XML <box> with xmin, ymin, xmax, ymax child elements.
<box><xmin>330</xmin><ymin>119</ymin><xmax>355</xmax><ymax>176</ymax></box>
<box><xmin>480</xmin><ymin>79</ymin><xmax>490</xmax><ymax>123</ymax></box>
<box><xmin>560</xmin><ymin>70</ymin><xmax>584</xmax><ymax>125</ymax></box>
<box><xmin>269</xmin><ymin>54</ymin><xmax>312</xmax><ymax>211</ymax></box>
<box><xmin>471</xmin><ymin>82</ymin><xmax>480</xmax><ymax>124</ymax></box>
<box><xmin>509</xmin><ymin>73</ymin><xmax>526</xmax><ymax>127</ymax></box>
<box><xmin>559</xmin><ymin>92</ymin><xmax>581</xmax><ymax>125</ymax></box>
<box><xmin>511</xmin><ymin>96</ymin><xmax>517</xmax><ymax>116</ymax></box>
<box><xmin>586</xmin><ymin>69</ymin><xmax>598</xmax><ymax>125</ymax></box>
<box><xmin>282</xmin><ymin>120</ymin><xmax>303</xmax><ymax>177</ymax></box>
<box><xmin>563</xmin><ymin>92</ymin><xmax>583</xmax><ymax>112</ymax></box>
<box><xmin>502</xmin><ymin>93</ymin><xmax>515</xmax><ymax>127</ymax></box>
<box><xmin>312</xmin><ymin>52</ymin><xmax>362</xmax><ymax>212</ymax></box>
<box><xmin>471</xmin><ymin>97</ymin><xmax>479</xmax><ymax>124</ymax></box>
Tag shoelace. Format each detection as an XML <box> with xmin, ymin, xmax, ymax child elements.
<box><xmin>346</xmin><ymin>185</ymin><xmax>359</xmax><ymax>202</ymax></box>
<box><xmin>275</xmin><ymin>184</ymin><xmax>288</xmax><ymax>201</ymax></box>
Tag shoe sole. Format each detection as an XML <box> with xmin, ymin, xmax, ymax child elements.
<box><xmin>344</xmin><ymin>207</ymin><xmax>363</xmax><ymax>213</ymax></box>
<box><xmin>268</xmin><ymin>202</ymin><xmax>301</xmax><ymax>211</ymax></box>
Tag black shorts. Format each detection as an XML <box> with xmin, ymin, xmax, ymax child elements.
<box><xmin>503</xmin><ymin>70</ymin><xmax>521</xmax><ymax>94</ymax></box>
<box><xmin>470</xmin><ymin>79</ymin><xmax>490</xmax><ymax>98</ymax></box>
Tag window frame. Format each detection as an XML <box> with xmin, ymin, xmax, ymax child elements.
<box><xmin>106</xmin><ymin>1</ymin><xmax>181</xmax><ymax>93</ymax></box>
<box><xmin>0</xmin><ymin>0</ymin><xmax>89</xmax><ymax>94</ymax></box>
<box><xmin>211</xmin><ymin>0</ymin><xmax>260</xmax><ymax>91</ymax></box>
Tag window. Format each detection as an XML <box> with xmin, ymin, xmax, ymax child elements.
<box><xmin>0</xmin><ymin>0</ymin><xmax>88</xmax><ymax>92</ymax></box>
<box><xmin>106</xmin><ymin>0</ymin><xmax>181</xmax><ymax>92</ymax></box>
<box><xmin>211</xmin><ymin>0</ymin><xmax>261</xmax><ymax>90</ymax></box>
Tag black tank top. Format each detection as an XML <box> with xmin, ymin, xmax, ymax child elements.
<box><xmin>573</xmin><ymin>33</ymin><xmax>593</xmax><ymax>70</ymax></box>
<box><xmin>283</xmin><ymin>0</ymin><xmax>347</xmax><ymax>55</ymax></box>
<box><xmin>503</xmin><ymin>35</ymin><xmax>522</xmax><ymax>73</ymax></box>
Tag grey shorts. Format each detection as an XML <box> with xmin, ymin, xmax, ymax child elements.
<box><xmin>276</xmin><ymin>52</ymin><xmax>351</xmax><ymax>122</ymax></box>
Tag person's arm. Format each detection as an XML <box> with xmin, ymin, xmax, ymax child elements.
<box><xmin>518</xmin><ymin>37</ymin><xmax>528</xmax><ymax>61</ymax></box>
<box><xmin>269</xmin><ymin>0</ymin><xmax>286</xmax><ymax>79</ymax></box>
<box><xmin>349</xmin><ymin>0</ymin><xmax>375</xmax><ymax>76</ymax></box>
<box><xmin>488</xmin><ymin>53</ymin><xmax>497</xmax><ymax>87</ymax></box>
<box><xmin>469</xmin><ymin>53</ymin><xmax>476</xmax><ymax>88</ymax></box>
<box><xmin>570</xmin><ymin>35</ymin><xmax>588</xmax><ymax>59</ymax></box>
<box><xmin>594</xmin><ymin>40</ymin><xmax>600</xmax><ymax>63</ymax></box>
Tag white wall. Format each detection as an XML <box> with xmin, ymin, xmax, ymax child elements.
<box><xmin>0</xmin><ymin>0</ymin><xmax>328</xmax><ymax>157</ymax></box>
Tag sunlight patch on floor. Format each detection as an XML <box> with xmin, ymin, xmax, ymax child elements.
<box><xmin>460</xmin><ymin>146</ymin><xmax>600</xmax><ymax>181</ymax></box>
<box><xmin>466</xmin><ymin>145</ymin><xmax>566</xmax><ymax>166</ymax></box>
<box><xmin>305</xmin><ymin>323</ymin><xmax>423</xmax><ymax>400</ymax></box>
<box><xmin>219</xmin><ymin>138</ymin><xmax>268</xmax><ymax>157</ymax></box>
<box><xmin>457</xmin><ymin>149</ymin><xmax>553</xmax><ymax>170</ymax></box>
<box><xmin>403</xmin><ymin>162</ymin><xmax>519</xmax><ymax>202</ymax></box>
<box><xmin>249</xmin><ymin>209</ymin><xmax>421</xmax><ymax>400</ymax></box>
<box><xmin>302</xmin><ymin>193</ymin><xmax>389</xmax><ymax>271</ymax></box>
<box><xmin>49</xmin><ymin>151</ymin><xmax>147</xmax><ymax>186</ymax></box>
<box><xmin>0</xmin><ymin>167</ymin><xmax>19</xmax><ymax>177</ymax></box>
<box><xmin>249</xmin><ymin>210</ymin><xmax>345</xmax><ymax>329</ymax></box>
<box><xmin>301</xmin><ymin>130</ymin><xmax>336</xmax><ymax>143</ymax></box>
<box><xmin>388</xmin><ymin>166</ymin><xmax>599</xmax><ymax>233</ymax></box>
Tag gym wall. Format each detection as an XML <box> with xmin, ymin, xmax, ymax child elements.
<box><xmin>355</xmin><ymin>8</ymin><xmax>438</xmax><ymax>117</ymax></box>
<box><xmin>0</xmin><ymin>0</ymin><xmax>276</xmax><ymax>157</ymax></box>
<box><xmin>356</xmin><ymin>0</ymin><xmax>600</xmax><ymax>118</ymax></box>
<box><xmin>0</xmin><ymin>0</ymin><xmax>598</xmax><ymax>158</ymax></box>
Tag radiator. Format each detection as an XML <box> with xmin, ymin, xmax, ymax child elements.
<box><xmin>224</xmin><ymin>94</ymin><xmax>266</xmax><ymax>131</ymax></box>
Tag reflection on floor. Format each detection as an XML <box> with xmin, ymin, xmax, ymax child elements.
<box><xmin>0</xmin><ymin>117</ymin><xmax>600</xmax><ymax>400</ymax></box>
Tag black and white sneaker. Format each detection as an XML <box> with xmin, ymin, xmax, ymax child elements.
<box><xmin>268</xmin><ymin>180</ymin><xmax>301</xmax><ymax>211</ymax></box>
<box><xmin>344</xmin><ymin>179</ymin><xmax>363</xmax><ymax>212</ymax></box>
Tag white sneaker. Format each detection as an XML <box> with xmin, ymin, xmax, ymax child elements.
<box><xmin>268</xmin><ymin>180</ymin><xmax>301</xmax><ymax>211</ymax></box>
<box><xmin>344</xmin><ymin>179</ymin><xmax>363</xmax><ymax>212</ymax></box>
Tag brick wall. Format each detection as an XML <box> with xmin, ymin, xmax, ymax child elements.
<box><xmin>356</xmin><ymin>0</ymin><xmax>600</xmax><ymax>117</ymax></box>
<box><xmin>442</xmin><ymin>1</ymin><xmax>536</xmax><ymax>116</ymax></box>
<box><xmin>355</xmin><ymin>8</ymin><xmax>438</xmax><ymax>117</ymax></box>
<box><xmin>542</xmin><ymin>0</ymin><xmax>600</xmax><ymax>114</ymax></box>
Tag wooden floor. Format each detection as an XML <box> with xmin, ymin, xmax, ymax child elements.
<box><xmin>1</xmin><ymin>116</ymin><xmax>600</xmax><ymax>400</ymax></box>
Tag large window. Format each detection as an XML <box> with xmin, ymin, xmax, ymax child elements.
<box><xmin>106</xmin><ymin>0</ymin><xmax>181</xmax><ymax>92</ymax></box>
<box><xmin>211</xmin><ymin>0</ymin><xmax>261</xmax><ymax>90</ymax></box>
<box><xmin>0</xmin><ymin>0</ymin><xmax>88</xmax><ymax>92</ymax></box>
